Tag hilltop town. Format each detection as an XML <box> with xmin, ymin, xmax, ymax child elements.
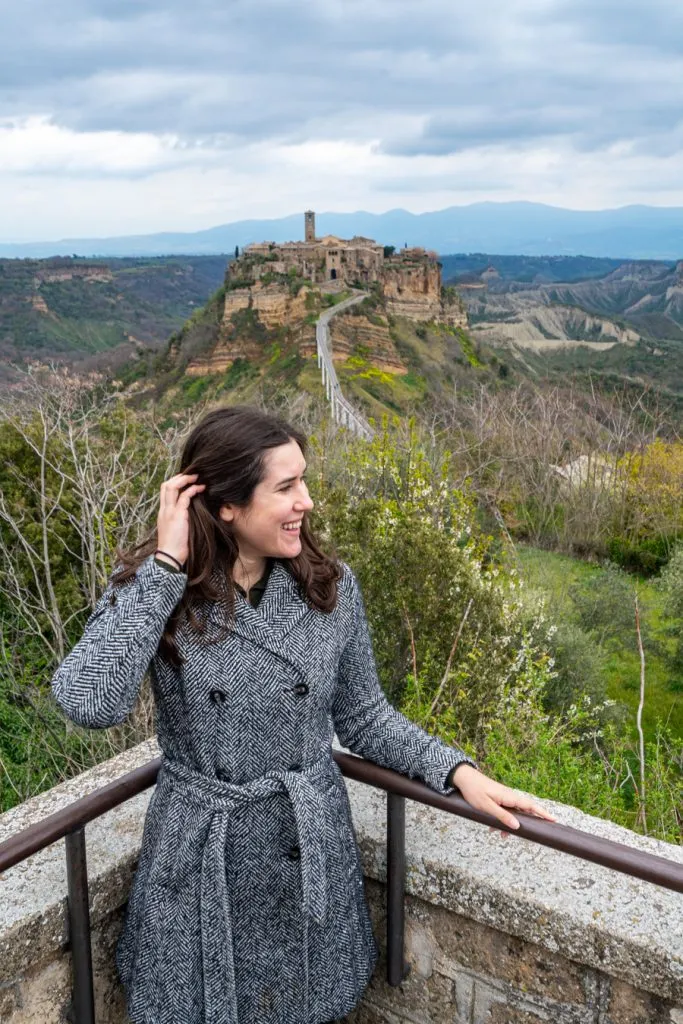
<box><xmin>174</xmin><ymin>211</ymin><xmax>468</xmax><ymax>382</ymax></box>
<box><xmin>225</xmin><ymin>210</ymin><xmax>467</xmax><ymax>325</ymax></box>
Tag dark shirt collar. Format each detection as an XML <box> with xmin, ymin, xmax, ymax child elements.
<box><xmin>234</xmin><ymin>557</ymin><xmax>274</xmax><ymax>600</ymax></box>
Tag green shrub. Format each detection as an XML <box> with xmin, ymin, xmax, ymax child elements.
<box><xmin>607</xmin><ymin>534</ymin><xmax>671</xmax><ymax>575</ymax></box>
<box><xmin>658</xmin><ymin>544</ymin><xmax>683</xmax><ymax>672</ymax></box>
<box><xmin>314</xmin><ymin>418</ymin><xmax>554</xmax><ymax>747</ymax></box>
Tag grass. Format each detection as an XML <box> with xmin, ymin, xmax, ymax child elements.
<box><xmin>514</xmin><ymin>545</ymin><xmax>683</xmax><ymax>742</ymax></box>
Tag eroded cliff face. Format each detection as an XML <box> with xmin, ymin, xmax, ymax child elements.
<box><xmin>328</xmin><ymin>314</ymin><xmax>406</xmax><ymax>373</ymax></box>
<box><xmin>34</xmin><ymin>266</ymin><xmax>113</xmax><ymax>285</ymax></box>
<box><xmin>222</xmin><ymin>282</ymin><xmax>310</xmax><ymax>331</ymax></box>
<box><xmin>181</xmin><ymin>265</ymin><xmax>468</xmax><ymax>380</ymax></box>
<box><xmin>383</xmin><ymin>261</ymin><xmax>442</xmax><ymax>321</ymax></box>
<box><xmin>664</xmin><ymin>261</ymin><xmax>683</xmax><ymax>315</ymax></box>
<box><xmin>185</xmin><ymin>282</ymin><xmax>313</xmax><ymax>376</ymax></box>
<box><xmin>464</xmin><ymin>289</ymin><xmax>641</xmax><ymax>351</ymax></box>
<box><xmin>31</xmin><ymin>294</ymin><xmax>50</xmax><ymax>315</ymax></box>
<box><xmin>440</xmin><ymin>292</ymin><xmax>469</xmax><ymax>330</ymax></box>
<box><xmin>215</xmin><ymin>282</ymin><xmax>311</xmax><ymax>331</ymax></box>
<box><xmin>184</xmin><ymin>336</ymin><xmax>258</xmax><ymax>377</ymax></box>
<box><xmin>381</xmin><ymin>261</ymin><xmax>468</xmax><ymax>329</ymax></box>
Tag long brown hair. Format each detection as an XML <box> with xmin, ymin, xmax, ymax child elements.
<box><xmin>115</xmin><ymin>405</ymin><xmax>342</xmax><ymax>665</ymax></box>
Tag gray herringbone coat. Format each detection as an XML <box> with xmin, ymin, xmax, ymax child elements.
<box><xmin>51</xmin><ymin>555</ymin><xmax>475</xmax><ymax>1024</ymax></box>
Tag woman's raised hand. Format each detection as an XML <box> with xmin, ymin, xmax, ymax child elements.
<box><xmin>156</xmin><ymin>473</ymin><xmax>206</xmax><ymax>567</ymax></box>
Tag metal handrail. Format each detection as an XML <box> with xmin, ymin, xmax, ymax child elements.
<box><xmin>3</xmin><ymin>751</ymin><xmax>681</xmax><ymax>890</ymax></box>
<box><xmin>1</xmin><ymin>750</ymin><xmax>682</xmax><ymax>1024</ymax></box>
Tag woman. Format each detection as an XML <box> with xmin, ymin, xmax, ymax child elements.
<box><xmin>51</xmin><ymin>404</ymin><xmax>554</xmax><ymax>1024</ymax></box>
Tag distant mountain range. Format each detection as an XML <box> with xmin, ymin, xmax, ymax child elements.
<box><xmin>4</xmin><ymin>203</ymin><xmax>683</xmax><ymax>260</ymax></box>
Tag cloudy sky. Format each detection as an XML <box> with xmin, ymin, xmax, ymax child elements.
<box><xmin>3</xmin><ymin>0</ymin><xmax>683</xmax><ymax>241</ymax></box>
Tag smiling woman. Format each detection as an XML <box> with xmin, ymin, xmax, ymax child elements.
<box><xmin>49</xmin><ymin>404</ymin><xmax>554</xmax><ymax>1023</ymax></box>
<box><xmin>217</xmin><ymin>437</ymin><xmax>314</xmax><ymax>592</ymax></box>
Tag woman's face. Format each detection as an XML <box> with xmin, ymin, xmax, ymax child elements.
<box><xmin>218</xmin><ymin>439</ymin><xmax>314</xmax><ymax>561</ymax></box>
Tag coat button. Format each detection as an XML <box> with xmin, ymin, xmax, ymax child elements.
<box><xmin>293</xmin><ymin>682</ymin><xmax>309</xmax><ymax>696</ymax></box>
<box><xmin>287</xmin><ymin>844</ymin><xmax>301</xmax><ymax>860</ymax></box>
<box><xmin>210</xmin><ymin>690</ymin><xmax>226</xmax><ymax>704</ymax></box>
<box><xmin>288</xmin><ymin>763</ymin><xmax>301</xmax><ymax>772</ymax></box>
<box><xmin>216</xmin><ymin>768</ymin><xmax>231</xmax><ymax>782</ymax></box>
<box><xmin>109</xmin><ymin>593</ymin><xmax>117</xmax><ymax>606</ymax></box>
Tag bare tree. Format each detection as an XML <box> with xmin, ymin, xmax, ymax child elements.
<box><xmin>0</xmin><ymin>364</ymin><xmax>196</xmax><ymax>660</ymax></box>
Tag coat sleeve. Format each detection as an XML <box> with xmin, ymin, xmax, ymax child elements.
<box><xmin>331</xmin><ymin>565</ymin><xmax>478</xmax><ymax>794</ymax></box>
<box><xmin>51</xmin><ymin>554</ymin><xmax>187</xmax><ymax>729</ymax></box>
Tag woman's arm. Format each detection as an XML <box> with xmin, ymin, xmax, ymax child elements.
<box><xmin>51</xmin><ymin>555</ymin><xmax>186</xmax><ymax>728</ymax></box>
<box><xmin>52</xmin><ymin>469</ymin><xmax>203</xmax><ymax>729</ymax></box>
<box><xmin>332</xmin><ymin>565</ymin><xmax>557</xmax><ymax>830</ymax></box>
<box><xmin>331</xmin><ymin>565</ymin><xmax>478</xmax><ymax>794</ymax></box>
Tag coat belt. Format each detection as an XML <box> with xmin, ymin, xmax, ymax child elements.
<box><xmin>158</xmin><ymin>755</ymin><xmax>330</xmax><ymax>1024</ymax></box>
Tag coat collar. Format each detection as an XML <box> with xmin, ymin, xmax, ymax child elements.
<box><xmin>228</xmin><ymin>559</ymin><xmax>313</xmax><ymax>654</ymax></box>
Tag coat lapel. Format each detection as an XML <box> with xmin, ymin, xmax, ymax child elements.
<box><xmin>229</xmin><ymin>559</ymin><xmax>313</xmax><ymax>656</ymax></box>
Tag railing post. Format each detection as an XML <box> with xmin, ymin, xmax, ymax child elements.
<box><xmin>65</xmin><ymin>828</ymin><xmax>95</xmax><ymax>1024</ymax></box>
<box><xmin>386</xmin><ymin>792</ymin><xmax>409</xmax><ymax>986</ymax></box>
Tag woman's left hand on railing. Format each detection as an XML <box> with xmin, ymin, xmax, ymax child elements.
<box><xmin>451</xmin><ymin>764</ymin><xmax>557</xmax><ymax>837</ymax></box>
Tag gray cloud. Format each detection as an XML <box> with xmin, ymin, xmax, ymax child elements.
<box><xmin>2</xmin><ymin>0</ymin><xmax>683</xmax><ymax>172</ymax></box>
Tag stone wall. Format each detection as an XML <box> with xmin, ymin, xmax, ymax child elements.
<box><xmin>1</xmin><ymin>740</ymin><xmax>681</xmax><ymax>1024</ymax></box>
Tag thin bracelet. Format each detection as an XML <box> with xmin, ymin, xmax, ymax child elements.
<box><xmin>154</xmin><ymin>549</ymin><xmax>185</xmax><ymax>571</ymax></box>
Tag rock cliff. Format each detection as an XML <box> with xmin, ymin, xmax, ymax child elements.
<box><xmin>185</xmin><ymin>282</ymin><xmax>313</xmax><ymax>376</ymax></box>
<box><xmin>221</xmin><ymin>282</ymin><xmax>310</xmax><ymax>331</ymax></box>
<box><xmin>382</xmin><ymin>258</ymin><xmax>468</xmax><ymax>328</ymax></box>
<box><xmin>328</xmin><ymin>313</ymin><xmax>406</xmax><ymax>373</ymax></box>
<box><xmin>382</xmin><ymin>259</ymin><xmax>442</xmax><ymax>321</ymax></box>
<box><xmin>35</xmin><ymin>265</ymin><xmax>113</xmax><ymax>285</ymax></box>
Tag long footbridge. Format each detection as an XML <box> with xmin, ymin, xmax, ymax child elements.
<box><xmin>315</xmin><ymin>291</ymin><xmax>375</xmax><ymax>440</ymax></box>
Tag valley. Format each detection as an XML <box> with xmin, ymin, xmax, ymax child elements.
<box><xmin>0</xmin><ymin>255</ymin><xmax>227</xmax><ymax>379</ymax></box>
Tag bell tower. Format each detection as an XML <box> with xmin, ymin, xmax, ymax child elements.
<box><xmin>304</xmin><ymin>210</ymin><xmax>316</xmax><ymax>243</ymax></box>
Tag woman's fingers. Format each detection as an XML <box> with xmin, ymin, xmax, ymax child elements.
<box><xmin>456</xmin><ymin>771</ymin><xmax>558</xmax><ymax>835</ymax></box>
<box><xmin>157</xmin><ymin>474</ymin><xmax>203</xmax><ymax>565</ymax></box>
<box><xmin>162</xmin><ymin>473</ymin><xmax>199</xmax><ymax>490</ymax></box>
<box><xmin>484</xmin><ymin>792</ymin><xmax>558</xmax><ymax>835</ymax></box>
<box><xmin>162</xmin><ymin>473</ymin><xmax>199</xmax><ymax>504</ymax></box>
<box><xmin>177</xmin><ymin>484</ymin><xmax>206</xmax><ymax>507</ymax></box>
<box><xmin>498</xmin><ymin>790</ymin><xmax>558</xmax><ymax>822</ymax></box>
<box><xmin>524</xmin><ymin>802</ymin><xmax>557</xmax><ymax>822</ymax></box>
<box><xmin>480</xmin><ymin>794</ymin><xmax>521</xmax><ymax>831</ymax></box>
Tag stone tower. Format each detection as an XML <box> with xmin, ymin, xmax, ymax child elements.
<box><xmin>304</xmin><ymin>210</ymin><xmax>316</xmax><ymax>243</ymax></box>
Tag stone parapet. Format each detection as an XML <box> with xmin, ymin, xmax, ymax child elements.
<box><xmin>0</xmin><ymin>740</ymin><xmax>681</xmax><ymax>1023</ymax></box>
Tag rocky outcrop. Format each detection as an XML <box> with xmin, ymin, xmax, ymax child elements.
<box><xmin>328</xmin><ymin>314</ymin><xmax>406</xmax><ymax>373</ymax></box>
<box><xmin>382</xmin><ymin>260</ymin><xmax>442</xmax><ymax>322</ymax></box>
<box><xmin>186</xmin><ymin>282</ymin><xmax>313</xmax><ymax>375</ymax></box>
<box><xmin>35</xmin><ymin>266</ymin><xmax>113</xmax><ymax>285</ymax></box>
<box><xmin>440</xmin><ymin>292</ymin><xmax>469</xmax><ymax>331</ymax></box>
<box><xmin>220</xmin><ymin>282</ymin><xmax>310</xmax><ymax>331</ymax></box>
<box><xmin>381</xmin><ymin>258</ymin><xmax>469</xmax><ymax>329</ymax></box>
<box><xmin>251</xmin><ymin>284</ymin><xmax>309</xmax><ymax>330</ymax></box>
<box><xmin>31</xmin><ymin>294</ymin><xmax>50</xmax><ymax>315</ymax></box>
<box><xmin>185</xmin><ymin>335</ymin><xmax>262</xmax><ymax>376</ymax></box>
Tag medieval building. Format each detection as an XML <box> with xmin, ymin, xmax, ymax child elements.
<box><xmin>227</xmin><ymin>211</ymin><xmax>464</xmax><ymax>327</ymax></box>
<box><xmin>244</xmin><ymin>211</ymin><xmax>387</xmax><ymax>286</ymax></box>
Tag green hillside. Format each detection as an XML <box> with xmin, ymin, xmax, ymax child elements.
<box><xmin>0</xmin><ymin>255</ymin><xmax>228</xmax><ymax>374</ymax></box>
